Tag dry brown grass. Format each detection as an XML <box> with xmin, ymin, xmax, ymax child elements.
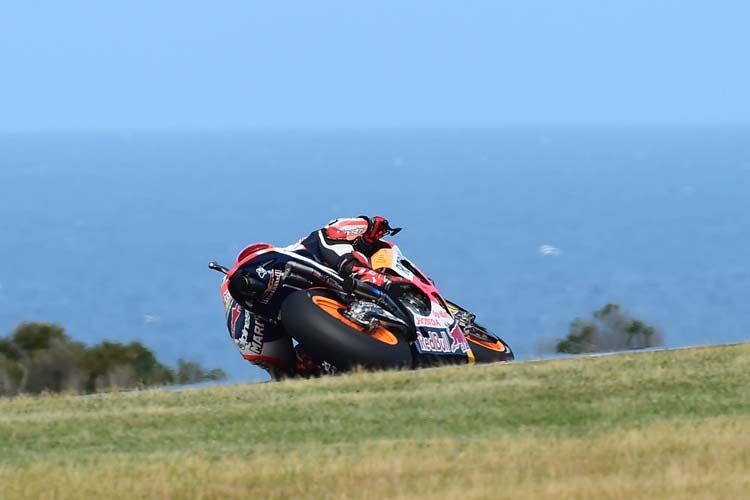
<box><xmin>2</xmin><ymin>418</ymin><xmax>748</xmax><ymax>499</ymax></box>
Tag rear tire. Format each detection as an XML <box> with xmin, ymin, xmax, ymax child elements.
<box><xmin>280</xmin><ymin>290</ymin><xmax>413</xmax><ymax>371</ymax></box>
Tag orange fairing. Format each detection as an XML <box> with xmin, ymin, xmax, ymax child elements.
<box><xmin>311</xmin><ymin>295</ymin><xmax>398</xmax><ymax>345</ymax></box>
<box><xmin>370</xmin><ymin>248</ymin><xmax>395</xmax><ymax>271</ymax></box>
<box><xmin>467</xmin><ymin>335</ymin><xmax>507</xmax><ymax>352</ymax></box>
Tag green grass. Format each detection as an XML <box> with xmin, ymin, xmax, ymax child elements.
<box><xmin>1</xmin><ymin>344</ymin><xmax>749</xmax><ymax>499</ymax></box>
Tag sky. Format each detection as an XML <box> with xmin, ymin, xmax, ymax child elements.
<box><xmin>1</xmin><ymin>1</ymin><xmax>749</xmax><ymax>131</ymax></box>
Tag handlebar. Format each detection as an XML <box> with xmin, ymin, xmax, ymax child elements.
<box><xmin>208</xmin><ymin>261</ymin><xmax>230</xmax><ymax>275</ymax></box>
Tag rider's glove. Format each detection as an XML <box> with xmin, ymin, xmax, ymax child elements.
<box><xmin>362</xmin><ymin>216</ymin><xmax>389</xmax><ymax>243</ymax></box>
<box><xmin>337</xmin><ymin>248</ymin><xmax>410</xmax><ymax>295</ymax></box>
<box><xmin>354</xmin><ymin>267</ymin><xmax>390</xmax><ymax>288</ymax></box>
<box><xmin>360</xmin><ymin>215</ymin><xmax>402</xmax><ymax>242</ymax></box>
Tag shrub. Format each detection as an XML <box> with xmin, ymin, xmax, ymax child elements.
<box><xmin>23</xmin><ymin>338</ymin><xmax>86</xmax><ymax>394</ymax></box>
<box><xmin>176</xmin><ymin>359</ymin><xmax>228</xmax><ymax>385</ymax></box>
<box><xmin>82</xmin><ymin>341</ymin><xmax>175</xmax><ymax>392</ymax></box>
<box><xmin>0</xmin><ymin>355</ymin><xmax>21</xmax><ymax>396</ymax></box>
<box><xmin>0</xmin><ymin>322</ymin><xmax>226</xmax><ymax>396</ymax></box>
<box><xmin>11</xmin><ymin>322</ymin><xmax>69</xmax><ymax>352</ymax></box>
<box><xmin>556</xmin><ymin>303</ymin><xmax>663</xmax><ymax>354</ymax></box>
<box><xmin>0</xmin><ymin>340</ymin><xmax>27</xmax><ymax>395</ymax></box>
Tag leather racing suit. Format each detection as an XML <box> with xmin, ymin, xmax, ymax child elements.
<box><xmin>222</xmin><ymin>216</ymin><xmax>401</xmax><ymax>379</ymax></box>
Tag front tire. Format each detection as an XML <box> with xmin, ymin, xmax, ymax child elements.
<box><xmin>446</xmin><ymin>300</ymin><xmax>515</xmax><ymax>364</ymax></box>
<box><xmin>467</xmin><ymin>333</ymin><xmax>515</xmax><ymax>363</ymax></box>
<box><xmin>280</xmin><ymin>290</ymin><xmax>413</xmax><ymax>371</ymax></box>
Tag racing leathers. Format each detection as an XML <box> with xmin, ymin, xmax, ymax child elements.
<box><xmin>222</xmin><ymin>216</ymin><xmax>401</xmax><ymax>379</ymax></box>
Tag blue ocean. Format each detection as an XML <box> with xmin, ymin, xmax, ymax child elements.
<box><xmin>1</xmin><ymin>127</ymin><xmax>748</xmax><ymax>380</ymax></box>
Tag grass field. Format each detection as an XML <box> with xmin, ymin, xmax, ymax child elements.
<box><xmin>1</xmin><ymin>344</ymin><xmax>749</xmax><ymax>499</ymax></box>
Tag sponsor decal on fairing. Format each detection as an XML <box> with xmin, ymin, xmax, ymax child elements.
<box><xmin>259</xmin><ymin>269</ymin><xmax>284</xmax><ymax>304</ymax></box>
<box><xmin>231</xmin><ymin>304</ymin><xmax>265</xmax><ymax>356</ymax></box>
<box><xmin>416</xmin><ymin>329</ymin><xmax>451</xmax><ymax>353</ymax></box>
<box><xmin>249</xmin><ymin>320</ymin><xmax>264</xmax><ymax>355</ymax></box>
<box><xmin>448</xmin><ymin>325</ymin><xmax>470</xmax><ymax>353</ymax></box>
<box><xmin>230</xmin><ymin>304</ymin><xmax>244</xmax><ymax>339</ymax></box>
<box><xmin>414</xmin><ymin>306</ymin><xmax>452</xmax><ymax>327</ymax></box>
<box><xmin>415</xmin><ymin>326</ymin><xmax>470</xmax><ymax>355</ymax></box>
<box><xmin>415</xmin><ymin>316</ymin><xmax>441</xmax><ymax>327</ymax></box>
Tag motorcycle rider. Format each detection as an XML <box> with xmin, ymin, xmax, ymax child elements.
<box><xmin>221</xmin><ymin>216</ymin><xmax>405</xmax><ymax>379</ymax></box>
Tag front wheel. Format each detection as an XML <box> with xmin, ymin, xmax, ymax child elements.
<box><xmin>280</xmin><ymin>290</ymin><xmax>413</xmax><ymax>371</ymax></box>
<box><xmin>466</xmin><ymin>332</ymin><xmax>515</xmax><ymax>363</ymax></box>
<box><xmin>446</xmin><ymin>300</ymin><xmax>515</xmax><ymax>363</ymax></box>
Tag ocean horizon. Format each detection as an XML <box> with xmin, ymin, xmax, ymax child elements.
<box><xmin>2</xmin><ymin>126</ymin><xmax>749</xmax><ymax>380</ymax></box>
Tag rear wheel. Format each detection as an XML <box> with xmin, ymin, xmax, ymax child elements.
<box><xmin>280</xmin><ymin>290</ymin><xmax>413</xmax><ymax>371</ymax></box>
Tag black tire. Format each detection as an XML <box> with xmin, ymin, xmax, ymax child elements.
<box><xmin>280</xmin><ymin>290</ymin><xmax>413</xmax><ymax>371</ymax></box>
<box><xmin>445</xmin><ymin>299</ymin><xmax>514</xmax><ymax>364</ymax></box>
<box><xmin>467</xmin><ymin>334</ymin><xmax>515</xmax><ymax>363</ymax></box>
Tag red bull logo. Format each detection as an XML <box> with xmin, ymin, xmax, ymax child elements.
<box><xmin>448</xmin><ymin>326</ymin><xmax>470</xmax><ymax>353</ymax></box>
<box><xmin>417</xmin><ymin>327</ymin><xmax>470</xmax><ymax>355</ymax></box>
<box><xmin>416</xmin><ymin>330</ymin><xmax>451</xmax><ymax>353</ymax></box>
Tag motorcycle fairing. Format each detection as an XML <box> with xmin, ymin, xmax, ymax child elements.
<box><xmin>228</xmin><ymin>246</ymin><xmax>343</xmax><ymax>315</ymax></box>
<box><xmin>370</xmin><ymin>246</ymin><xmax>415</xmax><ymax>281</ymax></box>
<box><xmin>228</xmin><ymin>242</ymin><xmax>476</xmax><ymax>364</ymax></box>
<box><xmin>414</xmin><ymin>326</ymin><xmax>472</xmax><ymax>357</ymax></box>
<box><xmin>371</xmin><ymin>243</ymin><xmax>475</xmax><ymax>363</ymax></box>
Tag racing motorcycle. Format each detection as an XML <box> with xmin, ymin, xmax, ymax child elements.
<box><xmin>208</xmin><ymin>241</ymin><xmax>513</xmax><ymax>373</ymax></box>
